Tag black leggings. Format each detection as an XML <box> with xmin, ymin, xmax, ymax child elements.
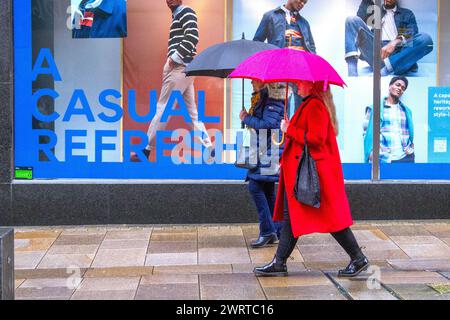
<box><xmin>275</xmin><ymin>194</ymin><xmax>364</xmax><ymax>262</ymax></box>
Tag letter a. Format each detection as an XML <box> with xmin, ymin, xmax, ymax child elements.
<box><xmin>31</xmin><ymin>48</ymin><xmax>62</xmax><ymax>81</ymax></box>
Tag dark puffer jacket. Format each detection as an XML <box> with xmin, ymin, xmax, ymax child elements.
<box><xmin>243</xmin><ymin>88</ymin><xmax>285</xmax><ymax>182</ymax></box>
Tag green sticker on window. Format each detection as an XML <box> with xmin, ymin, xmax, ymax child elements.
<box><xmin>15</xmin><ymin>167</ymin><xmax>33</xmax><ymax>180</ymax></box>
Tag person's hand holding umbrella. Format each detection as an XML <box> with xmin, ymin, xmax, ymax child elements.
<box><xmin>239</xmin><ymin>109</ymin><xmax>249</xmax><ymax>122</ymax></box>
<box><xmin>280</xmin><ymin>119</ymin><xmax>290</xmax><ymax>134</ymax></box>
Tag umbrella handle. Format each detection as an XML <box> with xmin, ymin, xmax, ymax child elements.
<box><xmin>271</xmin><ymin>132</ymin><xmax>285</xmax><ymax>146</ymax></box>
<box><xmin>271</xmin><ymin>82</ymin><xmax>289</xmax><ymax>146</ymax></box>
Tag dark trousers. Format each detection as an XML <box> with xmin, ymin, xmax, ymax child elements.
<box><xmin>275</xmin><ymin>193</ymin><xmax>363</xmax><ymax>262</ymax></box>
<box><xmin>248</xmin><ymin>180</ymin><xmax>281</xmax><ymax>237</ymax></box>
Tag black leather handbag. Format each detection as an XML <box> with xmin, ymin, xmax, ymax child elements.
<box><xmin>294</xmin><ymin>133</ymin><xmax>321</xmax><ymax>208</ymax></box>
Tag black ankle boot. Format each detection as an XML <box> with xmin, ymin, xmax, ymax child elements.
<box><xmin>253</xmin><ymin>257</ymin><xmax>288</xmax><ymax>277</ymax></box>
<box><xmin>250</xmin><ymin>233</ymin><xmax>278</xmax><ymax>249</ymax></box>
<box><xmin>338</xmin><ymin>256</ymin><xmax>370</xmax><ymax>278</ymax></box>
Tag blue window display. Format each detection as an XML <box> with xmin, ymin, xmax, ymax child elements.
<box><xmin>12</xmin><ymin>0</ymin><xmax>450</xmax><ymax>180</ymax></box>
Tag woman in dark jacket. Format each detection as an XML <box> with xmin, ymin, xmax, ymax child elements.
<box><xmin>240</xmin><ymin>81</ymin><xmax>287</xmax><ymax>248</ymax></box>
<box><xmin>254</xmin><ymin>80</ymin><xmax>369</xmax><ymax>277</ymax></box>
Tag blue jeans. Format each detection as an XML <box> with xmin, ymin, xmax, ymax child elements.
<box><xmin>391</xmin><ymin>153</ymin><xmax>415</xmax><ymax>163</ymax></box>
<box><xmin>345</xmin><ymin>16</ymin><xmax>433</xmax><ymax>75</ymax></box>
<box><xmin>248</xmin><ymin>179</ymin><xmax>281</xmax><ymax>237</ymax></box>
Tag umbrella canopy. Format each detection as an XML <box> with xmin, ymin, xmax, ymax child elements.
<box><xmin>228</xmin><ymin>48</ymin><xmax>346</xmax><ymax>145</ymax></box>
<box><xmin>184</xmin><ymin>38</ymin><xmax>278</xmax><ymax>78</ymax></box>
<box><xmin>228</xmin><ymin>48</ymin><xmax>346</xmax><ymax>88</ymax></box>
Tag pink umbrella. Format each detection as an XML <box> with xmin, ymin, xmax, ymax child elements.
<box><xmin>228</xmin><ymin>48</ymin><xmax>346</xmax><ymax>144</ymax></box>
<box><xmin>228</xmin><ymin>48</ymin><xmax>346</xmax><ymax>89</ymax></box>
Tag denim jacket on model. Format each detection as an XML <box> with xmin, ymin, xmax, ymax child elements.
<box><xmin>357</xmin><ymin>0</ymin><xmax>419</xmax><ymax>40</ymax></box>
<box><xmin>253</xmin><ymin>7</ymin><xmax>316</xmax><ymax>53</ymax></box>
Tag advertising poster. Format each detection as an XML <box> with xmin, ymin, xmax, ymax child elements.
<box><xmin>428</xmin><ymin>87</ymin><xmax>450</xmax><ymax>162</ymax></box>
<box><xmin>14</xmin><ymin>0</ymin><xmax>446</xmax><ymax>181</ymax></box>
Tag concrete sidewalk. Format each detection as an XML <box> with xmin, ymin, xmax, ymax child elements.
<box><xmin>13</xmin><ymin>221</ymin><xmax>450</xmax><ymax>300</ymax></box>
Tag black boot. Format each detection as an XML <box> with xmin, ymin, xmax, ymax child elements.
<box><xmin>250</xmin><ymin>233</ymin><xmax>278</xmax><ymax>249</ymax></box>
<box><xmin>253</xmin><ymin>256</ymin><xmax>288</xmax><ymax>277</ymax></box>
<box><xmin>338</xmin><ymin>256</ymin><xmax>370</xmax><ymax>278</ymax></box>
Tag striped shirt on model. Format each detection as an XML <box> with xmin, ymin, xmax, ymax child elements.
<box><xmin>168</xmin><ymin>5</ymin><xmax>199</xmax><ymax>65</ymax></box>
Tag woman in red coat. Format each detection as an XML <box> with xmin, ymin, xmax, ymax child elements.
<box><xmin>254</xmin><ymin>80</ymin><xmax>369</xmax><ymax>277</ymax></box>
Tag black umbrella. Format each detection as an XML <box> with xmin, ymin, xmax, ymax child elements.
<box><xmin>185</xmin><ymin>34</ymin><xmax>278</xmax><ymax>128</ymax></box>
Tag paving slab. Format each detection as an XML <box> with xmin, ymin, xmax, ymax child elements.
<box><xmin>15</xmin><ymin>251</ymin><xmax>47</xmax><ymax>269</ymax></box>
<box><xmin>199</xmin><ymin>247</ymin><xmax>251</xmax><ymax>264</ymax></box>
<box><xmin>147</xmin><ymin>241</ymin><xmax>197</xmax><ymax>253</ymax></box>
<box><xmin>298</xmin><ymin>234</ymin><xmax>337</xmax><ymax>246</ymax></box>
<box><xmin>71</xmin><ymin>289</ymin><xmax>136</xmax><ymax>300</ymax></box>
<box><xmin>141</xmin><ymin>274</ymin><xmax>198</xmax><ymax>285</ymax></box>
<box><xmin>153</xmin><ymin>264</ymin><xmax>232</xmax><ymax>275</ymax></box>
<box><xmin>258</xmin><ymin>270</ymin><xmax>331</xmax><ymax>288</ymax></box>
<box><xmin>16</xmin><ymin>268</ymin><xmax>87</xmax><ymax>279</ymax></box>
<box><xmin>78</xmin><ymin>277</ymin><xmax>141</xmax><ymax>291</ymax></box>
<box><xmin>47</xmin><ymin>244</ymin><xmax>100</xmax><ymax>255</ymax></box>
<box><xmin>199</xmin><ymin>235</ymin><xmax>246</xmax><ymax>249</ymax></box>
<box><xmin>100</xmin><ymin>239</ymin><xmax>149</xmax><ymax>250</ymax></box>
<box><xmin>15</xmin><ymin>238</ymin><xmax>56</xmax><ymax>252</ymax></box>
<box><xmin>200</xmin><ymin>274</ymin><xmax>265</xmax><ymax>300</ymax></box>
<box><xmin>424</xmin><ymin>224</ymin><xmax>450</xmax><ymax>238</ymax></box>
<box><xmin>15</xmin><ymin>287</ymin><xmax>75</xmax><ymax>300</ymax></box>
<box><xmin>84</xmin><ymin>267</ymin><xmax>154</xmax><ymax>278</ymax></box>
<box><xmin>388</xmin><ymin>284</ymin><xmax>450</xmax><ymax>300</ymax></box>
<box><xmin>330</xmin><ymin>276</ymin><xmax>398</xmax><ymax>300</ymax></box>
<box><xmin>379</xmin><ymin>225</ymin><xmax>432</xmax><ymax>237</ymax></box>
<box><xmin>20</xmin><ymin>278</ymin><xmax>78</xmax><ymax>289</ymax></box>
<box><xmin>104</xmin><ymin>229</ymin><xmax>152</xmax><ymax>240</ymax></box>
<box><xmin>263</xmin><ymin>285</ymin><xmax>346</xmax><ymax>300</ymax></box>
<box><xmin>379</xmin><ymin>270</ymin><xmax>449</xmax><ymax>285</ymax></box>
<box><xmin>387</xmin><ymin>259</ymin><xmax>450</xmax><ymax>271</ymax></box>
<box><xmin>38</xmin><ymin>253</ymin><xmax>95</xmax><ymax>269</ymax></box>
<box><xmin>150</xmin><ymin>232</ymin><xmax>197</xmax><ymax>242</ymax></box>
<box><xmin>298</xmin><ymin>244</ymin><xmax>348</xmax><ymax>262</ymax></box>
<box><xmin>15</xmin><ymin>279</ymin><xmax>25</xmax><ymax>289</ymax></box>
<box><xmin>135</xmin><ymin>283</ymin><xmax>199</xmax><ymax>300</ymax></box>
<box><xmin>362</xmin><ymin>247</ymin><xmax>410</xmax><ymax>261</ymax></box>
<box><xmin>60</xmin><ymin>228</ymin><xmax>107</xmax><ymax>236</ymax></box>
<box><xmin>92</xmin><ymin>248</ymin><xmax>147</xmax><ymax>268</ymax></box>
<box><xmin>198</xmin><ymin>226</ymin><xmax>243</xmax><ymax>237</ymax></box>
<box><xmin>53</xmin><ymin>234</ymin><xmax>105</xmax><ymax>246</ymax></box>
<box><xmin>14</xmin><ymin>230</ymin><xmax>61</xmax><ymax>239</ymax></box>
<box><xmin>145</xmin><ymin>252</ymin><xmax>198</xmax><ymax>266</ymax></box>
<box><xmin>390</xmin><ymin>236</ymin><xmax>450</xmax><ymax>259</ymax></box>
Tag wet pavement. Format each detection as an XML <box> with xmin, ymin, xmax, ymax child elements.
<box><xmin>12</xmin><ymin>221</ymin><xmax>450</xmax><ymax>300</ymax></box>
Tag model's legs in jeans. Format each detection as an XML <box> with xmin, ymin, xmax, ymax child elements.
<box><xmin>345</xmin><ymin>16</ymin><xmax>373</xmax><ymax>76</ymax></box>
<box><xmin>386</xmin><ymin>33</ymin><xmax>434</xmax><ymax>75</ymax></box>
<box><xmin>248</xmin><ymin>180</ymin><xmax>279</xmax><ymax>237</ymax></box>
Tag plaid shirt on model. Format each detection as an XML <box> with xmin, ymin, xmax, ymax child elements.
<box><xmin>363</xmin><ymin>102</ymin><xmax>414</xmax><ymax>163</ymax></box>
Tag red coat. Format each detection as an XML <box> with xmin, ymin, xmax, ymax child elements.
<box><xmin>274</xmin><ymin>96</ymin><xmax>353</xmax><ymax>237</ymax></box>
